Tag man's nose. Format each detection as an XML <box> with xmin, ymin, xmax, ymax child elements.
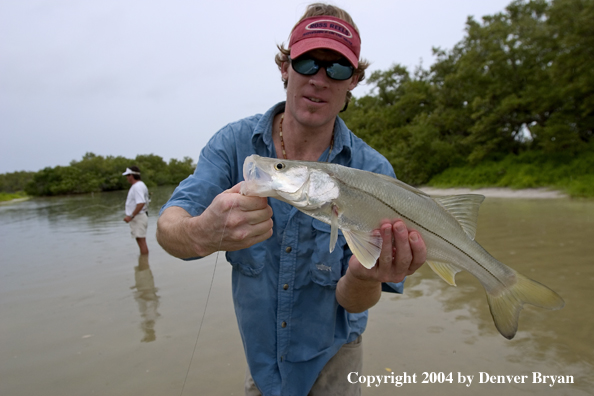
<box><xmin>308</xmin><ymin>67</ymin><xmax>330</xmax><ymax>88</ymax></box>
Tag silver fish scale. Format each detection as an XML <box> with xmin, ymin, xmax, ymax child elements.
<box><xmin>326</xmin><ymin>164</ymin><xmax>516</xmax><ymax>291</ymax></box>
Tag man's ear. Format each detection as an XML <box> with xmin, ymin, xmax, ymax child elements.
<box><xmin>281</xmin><ymin>61</ymin><xmax>290</xmax><ymax>81</ymax></box>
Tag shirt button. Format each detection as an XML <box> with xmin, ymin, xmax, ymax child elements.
<box><xmin>283</xmin><ymin>284</ymin><xmax>289</xmax><ymax>290</ymax></box>
<box><xmin>281</xmin><ymin>321</ymin><xmax>287</xmax><ymax>328</ymax></box>
<box><xmin>285</xmin><ymin>246</ymin><xmax>292</xmax><ymax>253</ymax></box>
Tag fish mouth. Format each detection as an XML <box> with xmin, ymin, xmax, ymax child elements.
<box><xmin>241</xmin><ymin>155</ymin><xmax>274</xmax><ymax>197</ymax></box>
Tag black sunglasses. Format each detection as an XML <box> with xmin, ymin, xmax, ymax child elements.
<box><xmin>289</xmin><ymin>56</ymin><xmax>355</xmax><ymax>81</ymax></box>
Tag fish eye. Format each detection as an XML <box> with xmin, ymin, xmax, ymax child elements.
<box><xmin>274</xmin><ymin>162</ymin><xmax>285</xmax><ymax>171</ymax></box>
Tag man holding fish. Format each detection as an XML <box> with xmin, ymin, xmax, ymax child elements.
<box><xmin>157</xmin><ymin>3</ymin><xmax>427</xmax><ymax>395</ymax></box>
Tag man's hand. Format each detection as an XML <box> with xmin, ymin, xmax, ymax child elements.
<box><xmin>156</xmin><ymin>183</ymin><xmax>273</xmax><ymax>258</ymax></box>
<box><xmin>336</xmin><ymin>220</ymin><xmax>427</xmax><ymax>313</ymax></box>
<box><xmin>349</xmin><ymin>220</ymin><xmax>426</xmax><ymax>283</ymax></box>
<box><xmin>198</xmin><ymin>183</ymin><xmax>274</xmax><ymax>255</ymax></box>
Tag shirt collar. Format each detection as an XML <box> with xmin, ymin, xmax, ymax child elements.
<box><xmin>252</xmin><ymin>101</ymin><xmax>352</xmax><ymax>162</ymax></box>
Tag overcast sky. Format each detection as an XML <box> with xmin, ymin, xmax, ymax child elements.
<box><xmin>0</xmin><ymin>0</ymin><xmax>513</xmax><ymax>174</ymax></box>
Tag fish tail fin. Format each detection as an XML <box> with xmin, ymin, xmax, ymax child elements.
<box><xmin>486</xmin><ymin>271</ymin><xmax>565</xmax><ymax>340</ymax></box>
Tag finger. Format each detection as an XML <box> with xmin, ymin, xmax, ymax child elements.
<box><xmin>250</xmin><ymin>218</ymin><xmax>274</xmax><ymax>240</ymax></box>
<box><xmin>239</xmin><ymin>195</ymin><xmax>270</xmax><ymax>212</ymax></box>
<box><xmin>393</xmin><ymin>221</ymin><xmax>413</xmax><ymax>278</ymax></box>
<box><xmin>224</xmin><ymin>203</ymin><xmax>271</xmax><ymax>231</ymax></box>
<box><xmin>225</xmin><ymin>183</ymin><xmax>242</xmax><ymax>194</ymax></box>
<box><xmin>224</xmin><ymin>183</ymin><xmax>267</xmax><ymax>210</ymax></box>
<box><xmin>375</xmin><ymin>223</ymin><xmax>394</xmax><ymax>278</ymax></box>
<box><xmin>239</xmin><ymin>228</ymin><xmax>274</xmax><ymax>250</ymax></box>
<box><xmin>220</xmin><ymin>187</ymin><xmax>269</xmax><ymax>212</ymax></box>
<box><xmin>226</xmin><ymin>217</ymin><xmax>273</xmax><ymax>248</ymax></box>
<box><xmin>406</xmin><ymin>231</ymin><xmax>427</xmax><ymax>275</ymax></box>
<box><xmin>241</xmin><ymin>205</ymin><xmax>274</xmax><ymax>226</ymax></box>
<box><xmin>375</xmin><ymin>223</ymin><xmax>394</xmax><ymax>281</ymax></box>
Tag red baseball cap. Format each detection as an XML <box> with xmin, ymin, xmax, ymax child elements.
<box><xmin>289</xmin><ymin>16</ymin><xmax>361</xmax><ymax>68</ymax></box>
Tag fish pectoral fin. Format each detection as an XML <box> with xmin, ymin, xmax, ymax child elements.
<box><xmin>486</xmin><ymin>271</ymin><xmax>565</xmax><ymax>340</ymax></box>
<box><xmin>434</xmin><ymin>194</ymin><xmax>485</xmax><ymax>240</ymax></box>
<box><xmin>329</xmin><ymin>204</ymin><xmax>339</xmax><ymax>253</ymax></box>
<box><xmin>427</xmin><ymin>261</ymin><xmax>461</xmax><ymax>286</ymax></box>
<box><xmin>342</xmin><ymin>229</ymin><xmax>382</xmax><ymax>269</ymax></box>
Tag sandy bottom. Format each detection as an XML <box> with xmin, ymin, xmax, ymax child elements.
<box><xmin>1</xmin><ymin>188</ymin><xmax>591</xmax><ymax>396</ymax></box>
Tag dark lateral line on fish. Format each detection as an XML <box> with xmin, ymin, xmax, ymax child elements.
<box><xmin>341</xmin><ymin>180</ymin><xmax>503</xmax><ymax>285</ymax></box>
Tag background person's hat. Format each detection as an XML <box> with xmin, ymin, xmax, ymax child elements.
<box><xmin>122</xmin><ymin>168</ymin><xmax>140</xmax><ymax>176</ymax></box>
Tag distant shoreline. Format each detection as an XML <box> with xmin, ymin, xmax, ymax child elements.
<box><xmin>0</xmin><ymin>188</ymin><xmax>569</xmax><ymax>203</ymax></box>
<box><xmin>420</xmin><ymin>186</ymin><xmax>568</xmax><ymax>199</ymax></box>
<box><xmin>0</xmin><ymin>197</ymin><xmax>30</xmax><ymax>205</ymax></box>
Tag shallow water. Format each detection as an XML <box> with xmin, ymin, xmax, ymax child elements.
<box><xmin>0</xmin><ymin>188</ymin><xmax>592</xmax><ymax>395</ymax></box>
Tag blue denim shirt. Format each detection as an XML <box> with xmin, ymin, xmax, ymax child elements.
<box><xmin>161</xmin><ymin>102</ymin><xmax>403</xmax><ymax>396</ymax></box>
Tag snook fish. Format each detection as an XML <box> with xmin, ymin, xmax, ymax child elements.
<box><xmin>240</xmin><ymin>154</ymin><xmax>564</xmax><ymax>339</ymax></box>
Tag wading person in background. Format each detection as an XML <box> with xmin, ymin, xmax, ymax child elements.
<box><xmin>157</xmin><ymin>3</ymin><xmax>427</xmax><ymax>395</ymax></box>
<box><xmin>123</xmin><ymin>166</ymin><xmax>149</xmax><ymax>255</ymax></box>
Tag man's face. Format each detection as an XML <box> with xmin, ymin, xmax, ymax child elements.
<box><xmin>281</xmin><ymin>49</ymin><xmax>359</xmax><ymax>130</ymax></box>
<box><xmin>126</xmin><ymin>174</ymin><xmax>134</xmax><ymax>184</ymax></box>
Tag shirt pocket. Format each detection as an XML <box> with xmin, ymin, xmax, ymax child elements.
<box><xmin>309</xmin><ymin>219</ymin><xmax>349</xmax><ymax>288</ymax></box>
<box><xmin>226</xmin><ymin>248</ymin><xmax>266</xmax><ymax>277</ymax></box>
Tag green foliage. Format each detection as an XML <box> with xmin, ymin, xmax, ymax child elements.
<box><xmin>343</xmin><ymin>0</ymin><xmax>593</xmax><ymax>188</ymax></box>
<box><xmin>343</xmin><ymin>66</ymin><xmax>460</xmax><ymax>184</ymax></box>
<box><xmin>21</xmin><ymin>152</ymin><xmax>195</xmax><ymax>196</ymax></box>
<box><xmin>428</xmin><ymin>145</ymin><xmax>594</xmax><ymax>197</ymax></box>
<box><xmin>0</xmin><ymin>171</ymin><xmax>35</xmax><ymax>193</ymax></box>
<box><xmin>167</xmin><ymin>157</ymin><xmax>196</xmax><ymax>184</ymax></box>
<box><xmin>0</xmin><ymin>191</ymin><xmax>27</xmax><ymax>202</ymax></box>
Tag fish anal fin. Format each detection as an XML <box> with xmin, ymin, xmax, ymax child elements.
<box><xmin>434</xmin><ymin>194</ymin><xmax>485</xmax><ymax>240</ymax></box>
<box><xmin>486</xmin><ymin>271</ymin><xmax>565</xmax><ymax>339</ymax></box>
<box><xmin>342</xmin><ymin>229</ymin><xmax>382</xmax><ymax>269</ymax></box>
<box><xmin>427</xmin><ymin>261</ymin><xmax>461</xmax><ymax>286</ymax></box>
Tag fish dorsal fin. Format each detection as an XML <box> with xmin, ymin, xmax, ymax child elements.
<box><xmin>434</xmin><ymin>194</ymin><xmax>485</xmax><ymax>240</ymax></box>
<box><xmin>342</xmin><ymin>229</ymin><xmax>382</xmax><ymax>269</ymax></box>
<box><xmin>373</xmin><ymin>173</ymin><xmax>431</xmax><ymax>197</ymax></box>
<box><xmin>427</xmin><ymin>260</ymin><xmax>461</xmax><ymax>286</ymax></box>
